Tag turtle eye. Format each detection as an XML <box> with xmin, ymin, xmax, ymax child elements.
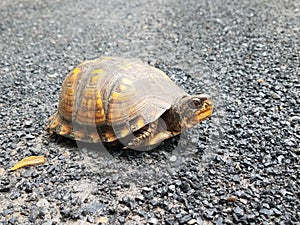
<box><xmin>188</xmin><ymin>98</ymin><xmax>203</xmax><ymax>109</ymax></box>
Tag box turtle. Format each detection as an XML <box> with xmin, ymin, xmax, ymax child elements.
<box><xmin>47</xmin><ymin>56</ymin><xmax>213</xmax><ymax>149</ymax></box>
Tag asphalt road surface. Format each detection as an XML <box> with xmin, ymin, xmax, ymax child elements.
<box><xmin>0</xmin><ymin>0</ymin><xmax>299</xmax><ymax>224</ymax></box>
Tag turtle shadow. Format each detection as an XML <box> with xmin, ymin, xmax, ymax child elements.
<box><xmin>45</xmin><ymin>133</ymin><xmax>207</xmax><ymax>185</ymax></box>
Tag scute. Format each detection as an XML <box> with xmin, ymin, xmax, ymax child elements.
<box><xmin>48</xmin><ymin>56</ymin><xmax>187</xmax><ymax>143</ymax></box>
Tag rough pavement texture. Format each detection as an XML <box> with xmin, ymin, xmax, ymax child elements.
<box><xmin>0</xmin><ymin>0</ymin><xmax>299</xmax><ymax>224</ymax></box>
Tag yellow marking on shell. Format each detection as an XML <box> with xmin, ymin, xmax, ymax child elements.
<box><xmin>90</xmin><ymin>70</ymin><xmax>106</xmax><ymax>85</ymax></box>
<box><xmin>96</xmin><ymin>97</ymin><xmax>102</xmax><ymax>108</ymax></box>
<box><xmin>119</xmin><ymin>84</ymin><xmax>130</xmax><ymax>92</ymax></box>
<box><xmin>64</xmin><ymin>91</ymin><xmax>75</xmax><ymax>101</ymax></box>
<box><xmin>111</xmin><ymin>91</ymin><xmax>121</xmax><ymax>99</ymax></box>
<box><xmin>90</xmin><ymin>132</ymin><xmax>100</xmax><ymax>142</ymax></box>
<box><xmin>150</xmin><ymin>109</ymin><xmax>157</xmax><ymax>118</ymax></box>
<box><xmin>87</xmin><ymin>99</ymin><xmax>96</xmax><ymax>118</ymax></box>
<box><xmin>92</xmin><ymin>69</ymin><xmax>105</xmax><ymax>75</ymax></box>
<box><xmin>59</xmin><ymin>123</ymin><xmax>72</xmax><ymax>135</ymax></box>
<box><xmin>83</xmin><ymin>88</ymin><xmax>97</xmax><ymax>98</ymax></box>
<box><xmin>121</xmin><ymin>127</ymin><xmax>130</xmax><ymax>137</ymax></box>
<box><xmin>121</xmin><ymin>78</ymin><xmax>132</xmax><ymax>85</ymax></box>
<box><xmin>118</xmin><ymin>63</ymin><xmax>134</xmax><ymax>70</ymax></box>
<box><xmin>73</xmin><ymin>130</ymin><xmax>85</xmax><ymax>139</ymax></box>
<box><xmin>136</xmin><ymin>117</ymin><xmax>145</xmax><ymax>129</ymax></box>
<box><xmin>72</xmin><ymin>67</ymin><xmax>81</xmax><ymax>77</ymax></box>
<box><xmin>110</xmin><ymin>79</ymin><xmax>133</xmax><ymax>100</ymax></box>
<box><xmin>76</xmin><ymin>90</ymin><xmax>106</xmax><ymax>124</ymax></box>
<box><xmin>95</xmin><ymin>110</ymin><xmax>105</xmax><ymax>124</ymax></box>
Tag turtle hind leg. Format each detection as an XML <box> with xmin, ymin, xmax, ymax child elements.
<box><xmin>126</xmin><ymin>120</ymin><xmax>158</xmax><ymax>148</ymax></box>
<box><xmin>46</xmin><ymin>112</ymin><xmax>72</xmax><ymax>138</ymax></box>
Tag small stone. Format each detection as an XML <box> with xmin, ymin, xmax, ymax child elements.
<box><xmin>98</xmin><ymin>216</ymin><xmax>108</xmax><ymax>224</ymax></box>
<box><xmin>271</xmin><ymin>93</ymin><xmax>280</xmax><ymax>99</ymax></box>
<box><xmin>216</xmin><ymin>217</ymin><xmax>223</xmax><ymax>225</ymax></box>
<box><xmin>118</xmin><ymin>217</ymin><xmax>125</xmax><ymax>223</ymax></box>
<box><xmin>169</xmin><ymin>185</ymin><xmax>176</xmax><ymax>192</ymax></box>
<box><xmin>273</xmin><ymin>208</ymin><xmax>282</xmax><ymax>215</ymax></box>
<box><xmin>204</xmin><ymin>209</ymin><xmax>215</xmax><ymax>219</ymax></box>
<box><xmin>25</xmin><ymin>134</ymin><xmax>35</xmax><ymax>139</ymax></box>
<box><xmin>178</xmin><ymin>215</ymin><xmax>192</xmax><ymax>224</ymax></box>
<box><xmin>141</xmin><ymin>187</ymin><xmax>152</xmax><ymax>192</ymax></box>
<box><xmin>24</xmin><ymin>119</ymin><xmax>33</xmax><ymax>126</ymax></box>
<box><xmin>239</xmin><ymin>198</ymin><xmax>248</xmax><ymax>204</ymax></box>
<box><xmin>259</xmin><ymin>208</ymin><xmax>270</xmax><ymax>215</ymax></box>
<box><xmin>233</xmin><ymin>206</ymin><xmax>244</xmax><ymax>217</ymax></box>
<box><xmin>148</xmin><ymin>217</ymin><xmax>158</xmax><ymax>224</ymax></box>
<box><xmin>87</xmin><ymin>215</ymin><xmax>94</xmax><ymax>223</ymax></box>
<box><xmin>232</xmin><ymin>175</ymin><xmax>240</xmax><ymax>182</ymax></box>
<box><xmin>187</xmin><ymin>219</ymin><xmax>197</xmax><ymax>225</ymax></box>
<box><xmin>8</xmin><ymin>217</ymin><xmax>17</xmax><ymax>225</ymax></box>
<box><xmin>0</xmin><ymin>186</ymin><xmax>10</xmax><ymax>192</ymax></box>
<box><xmin>222</xmin><ymin>207</ymin><xmax>232</xmax><ymax>213</ymax></box>
<box><xmin>0</xmin><ymin>167</ymin><xmax>5</xmax><ymax>176</ymax></box>
<box><xmin>193</xmin><ymin>217</ymin><xmax>203</xmax><ymax>225</ymax></box>
<box><xmin>36</xmin><ymin>198</ymin><xmax>49</xmax><ymax>208</ymax></box>
<box><xmin>246</xmin><ymin>214</ymin><xmax>256</xmax><ymax>221</ymax></box>
<box><xmin>169</xmin><ymin>155</ymin><xmax>177</xmax><ymax>162</ymax></box>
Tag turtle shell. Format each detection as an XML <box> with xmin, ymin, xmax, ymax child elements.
<box><xmin>47</xmin><ymin>56</ymin><xmax>187</xmax><ymax>143</ymax></box>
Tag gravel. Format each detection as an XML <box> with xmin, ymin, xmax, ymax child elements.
<box><xmin>0</xmin><ymin>0</ymin><xmax>299</xmax><ymax>224</ymax></box>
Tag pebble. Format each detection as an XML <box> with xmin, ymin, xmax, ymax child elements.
<box><xmin>233</xmin><ymin>206</ymin><xmax>244</xmax><ymax>217</ymax></box>
<box><xmin>148</xmin><ymin>217</ymin><xmax>158</xmax><ymax>224</ymax></box>
<box><xmin>187</xmin><ymin>219</ymin><xmax>197</xmax><ymax>225</ymax></box>
<box><xmin>169</xmin><ymin>155</ymin><xmax>177</xmax><ymax>162</ymax></box>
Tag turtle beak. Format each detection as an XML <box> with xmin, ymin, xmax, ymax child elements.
<box><xmin>195</xmin><ymin>95</ymin><xmax>213</xmax><ymax>122</ymax></box>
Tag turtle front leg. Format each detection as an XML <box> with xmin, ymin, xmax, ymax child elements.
<box><xmin>147</xmin><ymin>131</ymin><xmax>174</xmax><ymax>146</ymax></box>
<box><xmin>125</xmin><ymin>120</ymin><xmax>180</xmax><ymax>149</ymax></box>
<box><xmin>126</xmin><ymin>120</ymin><xmax>158</xmax><ymax>148</ymax></box>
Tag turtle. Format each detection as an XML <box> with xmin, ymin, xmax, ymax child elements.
<box><xmin>47</xmin><ymin>56</ymin><xmax>213</xmax><ymax>149</ymax></box>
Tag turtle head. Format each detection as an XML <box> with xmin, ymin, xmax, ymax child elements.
<box><xmin>176</xmin><ymin>94</ymin><xmax>213</xmax><ymax>131</ymax></box>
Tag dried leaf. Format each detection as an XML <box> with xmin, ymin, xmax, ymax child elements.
<box><xmin>10</xmin><ymin>156</ymin><xmax>46</xmax><ymax>171</ymax></box>
<box><xmin>227</xmin><ymin>195</ymin><xmax>238</xmax><ymax>202</ymax></box>
<box><xmin>257</xmin><ymin>78</ymin><xmax>265</xmax><ymax>83</ymax></box>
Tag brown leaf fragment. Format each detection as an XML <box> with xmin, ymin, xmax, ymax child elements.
<box><xmin>257</xmin><ymin>78</ymin><xmax>265</xmax><ymax>83</ymax></box>
<box><xmin>10</xmin><ymin>156</ymin><xmax>46</xmax><ymax>171</ymax></box>
<box><xmin>227</xmin><ymin>195</ymin><xmax>238</xmax><ymax>202</ymax></box>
